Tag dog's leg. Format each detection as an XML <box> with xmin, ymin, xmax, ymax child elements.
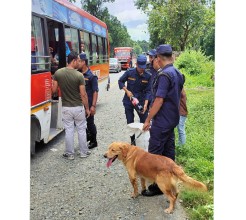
<box><xmin>140</xmin><ymin>177</ymin><xmax>146</xmax><ymax>192</ymax></box>
<box><xmin>156</xmin><ymin>177</ymin><xmax>177</xmax><ymax>214</ymax></box>
<box><xmin>128</xmin><ymin>171</ymin><xmax>138</xmax><ymax>198</ymax></box>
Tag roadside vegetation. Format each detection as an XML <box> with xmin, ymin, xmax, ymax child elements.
<box><xmin>174</xmin><ymin>50</ymin><xmax>214</xmax><ymax>220</ymax></box>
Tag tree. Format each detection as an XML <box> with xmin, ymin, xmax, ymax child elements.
<box><xmin>200</xmin><ymin>0</ymin><xmax>215</xmax><ymax>59</ymax></box>
<box><xmin>135</xmin><ymin>0</ymin><xmax>211</xmax><ymax>51</ymax></box>
<box><xmin>80</xmin><ymin>0</ymin><xmax>115</xmax><ymax>20</ymax></box>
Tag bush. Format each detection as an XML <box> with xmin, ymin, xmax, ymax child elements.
<box><xmin>174</xmin><ymin>50</ymin><xmax>215</xmax><ymax>88</ymax></box>
<box><xmin>175</xmin><ymin>89</ymin><xmax>214</xmax><ymax>220</ymax></box>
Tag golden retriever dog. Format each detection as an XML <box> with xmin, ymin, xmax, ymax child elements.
<box><xmin>104</xmin><ymin>142</ymin><xmax>207</xmax><ymax>214</ymax></box>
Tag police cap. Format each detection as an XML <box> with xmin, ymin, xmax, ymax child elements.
<box><xmin>147</xmin><ymin>49</ymin><xmax>157</xmax><ymax>57</ymax></box>
<box><xmin>137</xmin><ymin>55</ymin><xmax>147</xmax><ymax>69</ymax></box>
<box><xmin>79</xmin><ymin>53</ymin><xmax>87</xmax><ymax>60</ymax></box>
<box><xmin>156</xmin><ymin>44</ymin><xmax>172</xmax><ymax>56</ymax></box>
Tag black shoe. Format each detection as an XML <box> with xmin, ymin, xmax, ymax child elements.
<box><xmin>148</xmin><ymin>183</ymin><xmax>159</xmax><ymax>191</ymax></box>
<box><xmin>88</xmin><ymin>141</ymin><xmax>98</xmax><ymax>149</ymax></box>
<box><xmin>141</xmin><ymin>185</ymin><xmax>163</xmax><ymax>197</ymax></box>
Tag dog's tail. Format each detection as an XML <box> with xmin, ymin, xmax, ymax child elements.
<box><xmin>173</xmin><ymin>165</ymin><xmax>207</xmax><ymax>191</ymax></box>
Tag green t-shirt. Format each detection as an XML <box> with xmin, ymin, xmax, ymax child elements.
<box><xmin>53</xmin><ymin>67</ymin><xmax>85</xmax><ymax>107</ymax></box>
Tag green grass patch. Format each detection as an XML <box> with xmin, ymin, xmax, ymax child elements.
<box><xmin>175</xmin><ymin>88</ymin><xmax>214</xmax><ymax>219</ymax></box>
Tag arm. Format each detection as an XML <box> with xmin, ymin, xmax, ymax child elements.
<box><xmin>143</xmin><ymin>97</ymin><xmax>163</xmax><ymax>131</ymax></box>
<box><xmin>79</xmin><ymin>85</ymin><xmax>90</xmax><ymax>118</ymax></box>
<box><xmin>118</xmin><ymin>71</ymin><xmax>133</xmax><ymax>98</ymax></box>
<box><xmin>143</xmin><ymin>75</ymin><xmax>151</xmax><ymax>113</ymax></box>
<box><xmin>52</xmin><ymin>80</ymin><xmax>58</xmax><ymax>94</ymax></box>
<box><xmin>90</xmin><ymin>75</ymin><xmax>99</xmax><ymax>116</ymax></box>
<box><xmin>90</xmin><ymin>91</ymin><xmax>98</xmax><ymax>116</ymax></box>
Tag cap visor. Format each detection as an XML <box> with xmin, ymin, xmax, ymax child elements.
<box><xmin>138</xmin><ymin>64</ymin><xmax>146</xmax><ymax>69</ymax></box>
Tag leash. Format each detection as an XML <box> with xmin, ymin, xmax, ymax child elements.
<box><xmin>131</xmin><ymin>131</ymin><xmax>144</xmax><ymax>145</ymax></box>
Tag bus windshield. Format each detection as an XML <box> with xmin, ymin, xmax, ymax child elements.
<box><xmin>115</xmin><ymin>51</ymin><xmax>131</xmax><ymax>57</ymax></box>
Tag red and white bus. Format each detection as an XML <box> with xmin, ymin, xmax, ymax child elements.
<box><xmin>31</xmin><ymin>0</ymin><xmax>110</xmax><ymax>154</ymax></box>
<box><xmin>114</xmin><ymin>47</ymin><xmax>136</xmax><ymax>69</ymax></box>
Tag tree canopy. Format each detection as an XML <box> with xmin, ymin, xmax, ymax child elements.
<box><xmin>135</xmin><ymin>0</ymin><xmax>215</xmax><ymax>58</ymax></box>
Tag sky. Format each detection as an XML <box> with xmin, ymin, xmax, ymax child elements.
<box><xmin>75</xmin><ymin>0</ymin><xmax>149</xmax><ymax>42</ymax></box>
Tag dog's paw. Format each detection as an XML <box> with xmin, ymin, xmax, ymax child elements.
<box><xmin>164</xmin><ymin>208</ymin><xmax>173</xmax><ymax>214</ymax></box>
<box><xmin>131</xmin><ymin>192</ymin><xmax>139</xmax><ymax>198</ymax></box>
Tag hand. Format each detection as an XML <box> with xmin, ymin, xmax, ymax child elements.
<box><xmin>142</xmin><ymin>104</ymin><xmax>148</xmax><ymax>114</ymax></box>
<box><xmin>142</xmin><ymin>120</ymin><xmax>151</xmax><ymax>131</ymax></box>
<box><xmin>126</xmin><ymin>90</ymin><xmax>133</xmax><ymax>99</ymax></box>
<box><xmin>90</xmin><ymin>106</ymin><xmax>96</xmax><ymax>116</ymax></box>
<box><xmin>85</xmin><ymin>109</ymin><xmax>90</xmax><ymax>118</ymax></box>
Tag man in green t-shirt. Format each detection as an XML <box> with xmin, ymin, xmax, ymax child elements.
<box><xmin>52</xmin><ymin>51</ymin><xmax>90</xmax><ymax>160</ymax></box>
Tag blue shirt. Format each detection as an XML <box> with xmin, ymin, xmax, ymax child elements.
<box><xmin>83</xmin><ymin>68</ymin><xmax>99</xmax><ymax>106</ymax></box>
<box><xmin>152</xmin><ymin>63</ymin><xmax>184</xmax><ymax>130</ymax></box>
<box><xmin>149</xmin><ymin>65</ymin><xmax>158</xmax><ymax>105</ymax></box>
<box><xmin>118</xmin><ymin>68</ymin><xmax>151</xmax><ymax>105</ymax></box>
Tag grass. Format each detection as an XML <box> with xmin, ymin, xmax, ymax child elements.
<box><xmin>175</xmin><ymin>88</ymin><xmax>214</xmax><ymax>220</ymax></box>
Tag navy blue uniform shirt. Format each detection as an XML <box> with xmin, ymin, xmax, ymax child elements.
<box><xmin>83</xmin><ymin>68</ymin><xmax>99</xmax><ymax>106</ymax></box>
<box><xmin>152</xmin><ymin>63</ymin><xmax>184</xmax><ymax>130</ymax></box>
<box><xmin>118</xmin><ymin>68</ymin><xmax>151</xmax><ymax>105</ymax></box>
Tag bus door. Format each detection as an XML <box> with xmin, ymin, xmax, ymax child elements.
<box><xmin>46</xmin><ymin>19</ymin><xmax>66</xmax><ymax>139</ymax></box>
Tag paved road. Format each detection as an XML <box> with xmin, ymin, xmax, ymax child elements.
<box><xmin>31</xmin><ymin>71</ymin><xmax>188</xmax><ymax>220</ymax></box>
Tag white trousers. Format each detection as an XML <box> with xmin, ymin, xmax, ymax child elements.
<box><xmin>62</xmin><ymin>106</ymin><xmax>88</xmax><ymax>155</ymax></box>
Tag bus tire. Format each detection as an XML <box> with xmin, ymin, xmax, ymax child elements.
<box><xmin>31</xmin><ymin>116</ymin><xmax>41</xmax><ymax>155</ymax></box>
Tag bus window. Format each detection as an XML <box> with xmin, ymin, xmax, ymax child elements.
<box><xmin>71</xmin><ymin>28</ymin><xmax>79</xmax><ymax>54</ymax></box>
<box><xmin>65</xmin><ymin>26</ymin><xmax>79</xmax><ymax>54</ymax></box>
<box><xmin>103</xmin><ymin>38</ymin><xmax>108</xmax><ymax>62</ymax></box>
<box><xmin>98</xmin><ymin>36</ymin><xmax>103</xmax><ymax>63</ymax></box>
<box><xmin>80</xmin><ymin>31</ymin><xmax>90</xmax><ymax>57</ymax></box>
<box><xmin>31</xmin><ymin>16</ymin><xmax>49</xmax><ymax>72</ymax></box>
<box><xmin>91</xmin><ymin>34</ymin><xmax>98</xmax><ymax>64</ymax></box>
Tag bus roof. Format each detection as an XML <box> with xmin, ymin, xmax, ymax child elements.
<box><xmin>114</xmin><ymin>47</ymin><xmax>133</xmax><ymax>50</ymax></box>
<box><xmin>32</xmin><ymin>0</ymin><xmax>107</xmax><ymax>37</ymax></box>
<box><xmin>55</xmin><ymin>0</ymin><xmax>107</xmax><ymax>28</ymax></box>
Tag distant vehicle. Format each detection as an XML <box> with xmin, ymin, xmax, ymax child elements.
<box><xmin>142</xmin><ymin>52</ymin><xmax>150</xmax><ymax>64</ymax></box>
<box><xmin>109</xmin><ymin>58</ymin><xmax>121</xmax><ymax>73</ymax></box>
<box><xmin>114</xmin><ymin>47</ymin><xmax>136</xmax><ymax>69</ymax></box>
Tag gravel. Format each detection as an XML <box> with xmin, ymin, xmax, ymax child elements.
<box><xmin>30</xmin><ymin>72</ymin><xmax>188</xmax><ymax>220</ymax></box>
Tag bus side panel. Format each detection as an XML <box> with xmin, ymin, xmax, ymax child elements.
<box><xmin>90</xmin><ymin>63</ymin><xmax>109</xmax><ymax>81</ymax></box>
<box><xmin>31</xmin><ymin>72</ymin><xmax>52</xmax><ymax>107</ymax></box>
<box><xmin>31</xmin><ymin>102</ymin><xmax>51</xmax><ymax>143</ymax></box>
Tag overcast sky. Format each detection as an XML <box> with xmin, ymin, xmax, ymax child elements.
<box><xmin>75</xmin><ymin>0</ymin><xmax>149</xmax><ymax>42</ymax></box>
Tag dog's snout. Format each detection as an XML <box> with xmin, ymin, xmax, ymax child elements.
<box><xmin>103</xmin><ymin>153</ymin><xmax>107</xmax><ymax>158</ymax></box>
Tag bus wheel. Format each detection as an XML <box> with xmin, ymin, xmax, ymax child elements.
<box><xmin>31</xmin><ymin>116</ymin><xmax>41</xmax><ymax>155</ymax></box>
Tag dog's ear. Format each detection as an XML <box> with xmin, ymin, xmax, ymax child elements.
<box><xmin>119</xmin><ymin>144</ymin><xmax>128</xmax><ymax>158</ymax></box>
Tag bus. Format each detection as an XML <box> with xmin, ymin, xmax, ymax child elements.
<box><xmin>31</xmin><ymin>0</ymin><xmax>110</xmax><ymax>154</ymax></box>
<box><xmin>114</xmin><ymin>47</ymin><xmax>136</xmax><ymax>69</ymax></box>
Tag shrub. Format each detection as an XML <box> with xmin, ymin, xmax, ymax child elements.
<box><xmin>174</xmin><ymin>50</ymin><xmax>215</xmax><ymax>88</ymax></box>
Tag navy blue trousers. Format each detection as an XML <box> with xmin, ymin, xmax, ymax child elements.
<box><xmin>86</xmin><ymin>115</ymin><xmax>97</xmax><ymax>135</ymax></box>
<box><xmin>148</xmin><ymin>127</ymin><xmax>175</xmax><ymax>161</ymax></box>
<box><xmin>124</xmin><ymin>104</ymin><xmax>148</xmax><ymax>124</ymax></box>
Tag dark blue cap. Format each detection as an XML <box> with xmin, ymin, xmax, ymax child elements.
<box><xmin>156</xmin><ymin>44</ymin><xmax>172</xmax><ymax>55</ymax></box>
<box><xmin>137</xmin><ymin>55</ymin><xmax>147</xmax><ymax>69</ymax></box>
<box><xmin>79</xmin><ymin>53</ymin><xmax>87</xmax><ymax>60</ymax></box>
<box><xmin>147</xmin><ymin>49</ymin><xmax>157</xmax><ymax>56</ymax></box>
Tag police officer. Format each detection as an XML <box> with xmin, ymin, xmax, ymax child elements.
<box><xmin>118</xmin><ymin>55</ymin><xmax>151</xmax><ymax>145</ymax></box>
<box><xmin>145</xmin><ymin>49</ymin><xmax>158</xmax><ymax>106</ymax></box>
<box><xmin>146</xmin><ymin>49</ymin><xmax>157</xmax><ymax>73</ymax></box>
<box><xmin>78</xmin><ymin>53</ymin><xmax>99</xmax><ymax>149</ymax></box>
<box><xmin>142</xmin><ymin>44</ymin><xmax>184</xmax><ymax>196</ymax></box>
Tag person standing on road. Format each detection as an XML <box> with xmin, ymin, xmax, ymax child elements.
<box><xmin>145</xmin><ymin>49</ymin><xmax>158</xmax><ymax>107</ymax></box>
<box><xmin>78</xmin><ymin>53</ymin><xmax>99</xmax><ymax>149</ymax></box>
<box><xmin>142</xmin><ymin>44</ymin><xmax>184</xmax><ymax>196</ymax></box>
<box><xmin>52</xmin><ymin>51</ymin><xmax>91</xmax><ymax>160</ymax></box>
<box><xmin>177</xmin><ymin>88</ymin><xmax>188</xmax><ymax>146</ymax></box>
<box><xmin>118</xmin><ymin>55</ymin><xmax>151</xmax><ymax>145</ymax></box>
